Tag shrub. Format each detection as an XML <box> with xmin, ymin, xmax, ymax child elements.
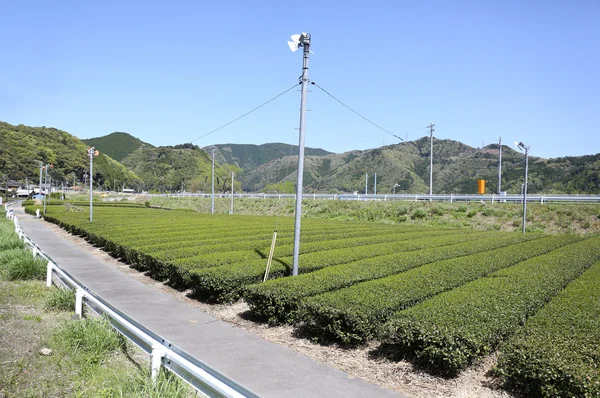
<box><xmin>411</xmin><ymin>209</ymin><xmax>427</xmax><ymax>219</ymax></box>
<box><xmin>495</xmin><ymin>260</ymin><xmax>600</xmax><ymax>397</ymax></box>
<box><xmin>298</xmin><ymin>234</ymin><xmax>579</xmax><ymax>346</ymax></box>
<box><xmin>243</xmin><ymin>232</ymin><xmax>532</xmax><ymax>325</ymax></box>
<box><xmin>380</xmin><ymin>235</ymin><xmax>600</xmax><ymax>376</ymax></box>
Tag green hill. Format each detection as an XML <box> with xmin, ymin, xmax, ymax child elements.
<box><xmin>0</xmin><ymin>121</ymin><xmax>142</xmax><ymax>191</ymax></box>
<box><xmin>241</xmin><ymin>137</ymin><xmax>600</xmax><ymax>194</ymax></box>
<box><xmin>122</xmin><ymin>144</ymin><xmax>241</xmax><ymax>193</ymax></box>
<box><xmin>83</xmin><ymin>132</ymin><xmax>153</xmax><ymax>162</ymax></box>
<box><xmin>205</xmin><ymin>143</ymin><xmax>332</xmax><ymax>172</ymax></box>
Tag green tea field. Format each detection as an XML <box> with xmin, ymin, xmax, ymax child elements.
<box><xmin>25</xmin><ymin>202</ymin><xmax>600</xmax><ymax>397</ymax></box>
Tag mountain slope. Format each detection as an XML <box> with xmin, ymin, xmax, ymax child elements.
<box><xmin>122</xmin><ymin>144</ymin><xmax>241</xmax><ymax>193</ymax></box>
<box><xmin>241</xmin><ymin>137</ymin><xmax>600</xmax><ymax>194</ymax></box>
<box><xmin>206</xmin><ymin>143</ymin><xmax>332</xmax><ymax>172</ymax></box>
<box><xmin>0</xmin><ymin>121</ymin><xmax>141</xmax><ymax>190</ymax></box>
<box><xmin>83</xmin><ymin>132</ymin><xmax>154</xmax><ymax>162</ymax></box>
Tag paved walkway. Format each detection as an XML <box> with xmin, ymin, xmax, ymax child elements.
<box><xmin>13</xmin><ymin>207</ymin><xmax>402</xmax><ymax>398</ymax></box>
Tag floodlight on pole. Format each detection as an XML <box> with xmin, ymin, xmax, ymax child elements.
<box><xmin>514</xmin><ymin>141</ymin><xmax>529</xmax><ymax>233</ymax></box>
<box><xmin>290</xmin><ymin>32</ymin><xmax>311</xmax><ymax>277</ymax></box>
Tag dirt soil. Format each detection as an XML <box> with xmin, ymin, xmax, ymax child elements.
<box><xmin>46</xmin><ymin>221</ymin><xmax>513</xmax><ymax>398</ymax></box>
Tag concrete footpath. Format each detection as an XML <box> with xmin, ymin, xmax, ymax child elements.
<box><xmin>13</xmin><ymin>207</ymin><xmax>402</xmax><ymax>398</ymax></box>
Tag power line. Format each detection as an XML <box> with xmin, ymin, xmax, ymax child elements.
<box><xmin>190</xmin><ymin>83</ymin><xmax>300</xmax><ymax>144</ymax></box>
<box><xmin>310</xmin><ymin>82</ymin><xmax>403</xmax><ymax>141</ymax></box>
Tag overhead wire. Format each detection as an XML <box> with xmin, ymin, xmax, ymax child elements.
<box><xmin>310</xmin><ymin>82</ymin><xmax>404</xmax><ymax>142</ymax></box>
<box><xmin>190</xmin><ymin>82</ymin><xmax>300</xmax><ymax>144</ymax></box>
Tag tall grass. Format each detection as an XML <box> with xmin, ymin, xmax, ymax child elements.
<box><xmin>44</xmin><ymin>287</ymin><xmax>76</xmax><ymax>311</ymax></box>
<box><xmin>0</xmin><ymin>249</ymin><xmax>47</xmax><ymax>280</ymax></box>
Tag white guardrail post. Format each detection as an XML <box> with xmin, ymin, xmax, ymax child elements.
<box><xmin>7</xmin><ymin>204</ymin><xmax>260</xmax><ymax>398</ymax></box>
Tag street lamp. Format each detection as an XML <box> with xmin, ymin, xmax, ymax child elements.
<box><xmin>87</xmin><ymin>147</ymin><xmax>99</xmax><ymax>222</ymax></box>
<box><xmin>393</xmin><ymin>183</ymin><xmax>401</xmax><ymax>195</ymax></box>
<box><xmin>514</xmin><ymin>141</ymin><xmax>529</xmax><ymax>233</ymax></box>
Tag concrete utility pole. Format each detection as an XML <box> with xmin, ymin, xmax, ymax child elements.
<box><xmin>211</xmin><ymin>147</ymin><xmax>216</xmax><ymax>214</ymax></box>
<box><xmin>87</xmin><ymin>147</ymin><xmax>98</xmax><ymax>222</ymax></box>
<box><xmin>43</xmin><ymin>165</ymin><xmax>48</xmax><ymax>213</ymax></box>
<box><xmin>374</xmin><ymin>173</ymin><xmax>377</xmax><ymax>195</ymax></box>
<box><xmin>230</xmin><ymin>171</ymin><xmax>234</xmax><ymax>215</ymax></box>
<box><xmin>515</xmin><ymin>142</ymin><xmax>529</xmax><ymax>233</ymax></box>
<box><xmin>291</xmin><ymin>32</ymin><xmax>311</xmax><ymax>277</ymax></box>
<box><xmin>39</xmin><ymin>164</ymin><xmax>43</xmax><ymax>196</ymax></box>
<box><xmin>498</xmin><ymin>137</ymin><xmax>502</xmax><ymax>194</ymax></box>
<box><xmin>427</xmin><ymin>123</ymin><xmax>435</xmax><ymax>196</ymax></box>
<box><xmin>365</xmin><ymin>173</ymin><xmax>368</xmax><ymax>195</ymax></box>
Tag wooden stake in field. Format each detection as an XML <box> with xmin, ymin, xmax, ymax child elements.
<box><xmin>263</xmin><ymin>230</ymin><xmax>278</xmax><ymax>282</ymax></box>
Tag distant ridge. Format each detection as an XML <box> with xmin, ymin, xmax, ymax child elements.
<box><xmin>206</xmin><ymin>142</ymin><xmax>332</xmax><ymax>171</ymax></box>
<box><xmin>83</xmin><ymin>132</ymin><xmax>154</xmax><ymax>162</ymax></box>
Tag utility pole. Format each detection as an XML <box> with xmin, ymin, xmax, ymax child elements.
<box><xmin>211</xmin><ymin>147</ymin><xmax>216</xmax><ymax>214</ymax></box>
<box><xmin>427</xmin><ymin>123</ymin><xmax>435</xmax><ymax>196</ymax></box>
<box><xmin>230</xmin><ymin>171</ymin><xmax>234</xmax><ymax>215</ymax></box>
<box><xmin>291</xmin><ymin>32</ymin><xmax>311</xmax><ymax>277</ymax></box>
<box><xmin>498</xmin><ymin>137</ymin><xmax>502</xmax><ymax>194</ymax></box>
<box><xmin>39</xmin><ymin>164</ymin><xmax>43</xmax><ymax>197</ymax></box>
<box><xmin>515</xmin><ymin>142</ymin><xmax>529</xmax><ymax>233</ymax></box>
<box><xmin>374</xmin><ymin>173</ymin><xmax>377</xmax><ymax>195</ymax></box>
<box><xmin>43</xmin><ymin>165</ymin><xmax>48</xmax><ymax>213</ymax></box>
<box><xmin>87</xmin><ymin>147</ymin><xmax>98</xmax><ymax>222</ymax></box>
<box><xmin>365</xmin><ymin>173</ymin><xmax>368</xmax><ymax>195</ymax></box>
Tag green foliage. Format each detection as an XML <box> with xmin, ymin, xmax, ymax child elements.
<box><xmin>243</xmin><ymin>231</ymin><xmax>524</xmax><ymax>325</ymax></box>
<box><xmin>262</xmin><ymin>181</ymin><xmax>295</xmax><ymax>193</ymax></box>
<box><xmin>51</xmin><ymin>316</ymin><xmax>124</xmax><ymax>364</ymax></box>
<box><xmin>0</xmin><ymin>121</ymin><xmax>141</xmax><ymax>191</ymax></box>
<box><xmin>380</xmin><ymin>236</ymin><xmax>600</xmax><ymax>376</ymax></box>
<box><xmin>299</xmin><ymin>235</ymin><xmax>577</xmax><ymax>346</ymax></box>
<box><xmin>82</xmin><ymin>132</ymin><xmax>154</xmax><ymax>162</ymax></box>
<box><xmin>44</xmin><ymin>288</ymin><xmax>76</xmax><ymax>312</ymax></box>
<box><xmin>122</xmin><ymin>145</ymin><xmax>242</xmax><ymax>193</ymax></box>
<box><xmin>495</xmin><ymin>260</ymin><xmax>600</xmax><ymax>397</ymax></box>
<box><xmin>0</xmin><ymin>249</ymin><xmax>47</xmax><ymax>281</ymax></box>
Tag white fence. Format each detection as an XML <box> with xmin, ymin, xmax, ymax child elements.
<box><xmin>146</xmin><ymin>192</ymin><xmax>600</xmax><ymax>204</ymax></box>
<box><xmin>4</xmin><ymin>202</ymin><xmax>259</xmax><ymax>398</ymax></box>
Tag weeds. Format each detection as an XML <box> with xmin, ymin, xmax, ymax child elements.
<box><xmin>0</xmin><ymin>249</ymin><xmax>47</xmax><ymax>280</ymax></box>
<box><xmin>44</xmin><ymin>287</ymin><xmax>76</xmax><ymax>312</ymax></box>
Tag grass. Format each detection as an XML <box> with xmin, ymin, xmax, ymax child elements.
<box><xmin>136</xmin><ymin>196</ymin><xmax>600</xmax><ymax>235</ymax></box>
<box><xmin>0</xmin><ymin>210</ymin><xmax>195</xmax><ymax>397</ymax></box>
<box><xmin>44</xmin><ymin>287</ymin><xmax>76</xmax><ymax>311</ymax></box>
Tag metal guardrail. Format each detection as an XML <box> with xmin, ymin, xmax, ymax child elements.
<box><xmin>3</xmin><ymin>202</ymin><xmax>260</xmax><ymax>398</ymax></box>
<box><xmin>145</xmin><ymin>192</ymin><xmax>600</xmax><ymax>204</ymax></box>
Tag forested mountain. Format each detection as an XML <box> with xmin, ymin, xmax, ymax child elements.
<box><xmin>121</xmin><ymin>144</ymin><xmax>241</xmax><ymax>193</ymax></box>
<box><xmin>0</xmin><ymin>121</ymin><xmax>141</xmax><ymax>190</ymax></box>
<box><xmin>83</xmin><ymin>132</ymin><xmax>153</xmax><ymax>162</ymax></box>
<box><xmin>241</xmin><ymin>137</ymin><xmax>600</xmax><ymax>195</ymax></box>
<box><xmin>206</xmin><ymin>143</ymin><xmax>332</xmax><ymax>172</ymax></box>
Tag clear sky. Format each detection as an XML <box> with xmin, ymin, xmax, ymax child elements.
<box><xmin>1</xmin><ymin>0</ymin><xmax>598</xmax><ymax>159</ymax></box>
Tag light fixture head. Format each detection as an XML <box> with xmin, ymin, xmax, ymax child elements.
<box><xmin>287</xmin><ymin>33</ymin><xmax>311</xmax><ymax>52</ymax></box>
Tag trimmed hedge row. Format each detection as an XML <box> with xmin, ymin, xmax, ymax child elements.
<box><xmin>184</xmin><ymin>231</ymin><xmax>477</xmax><ymax>303</ymax></box>
<box><xmin>243</xmin><ymin>232</ymin><xmax>537</xmax><ymax>325</ymax></box>
<box><xmin>495</xmin><ymin>259</ymin><xmax>600</xmax><ymax>397</ymax></box>
<box><xmin>379</xmin><ymin>235</ymin><xmax>600</xmax><ymax>376</ymax></box>
<box><xmin>298</xmin><ymin>234</ymin><xmax>581</xmax><ymax>346</ymax></box>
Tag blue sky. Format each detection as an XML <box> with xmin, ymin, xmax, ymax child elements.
<box><xmin>1</xmin><ymin>0</ymin><xmax>598</xmax><ymax>158</ymax></box>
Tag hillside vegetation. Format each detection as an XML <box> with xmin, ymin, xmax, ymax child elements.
<box><xmin>0</xmin><ymin>122</ymin><xmax>141</xmax><ymax>191</ymax></box>
<box><xmin>239</xmin><ymin>137</ymin><xmax>600</xmax><ymax>194</ymax></box>
<box><xmin>82</xmin><ymin>132</ymin><xmax>153</xmax><ymax>162</ymax></box>
<box><xmin>207</xmin><ymin>143</ymin><xmax>332</xmax><ymax>173</ymax></box>
<box><xmin>122</xmin><ymin>144</ymin><xmax>241</xmax><ymax>193</ymax></box>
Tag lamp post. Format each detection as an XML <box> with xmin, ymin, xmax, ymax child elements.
<box><xmin>515</xmin><ymin>141</ymin><xmax>529</xmax><ymax>233</ymax></box>
<box><xmin>87</xmin><ymin>147</ymin><xmax>99</xmax><ymax>222</ymax></box>
<box><xmin>393</xmin><ymin>183</ymin><xmax>400</xmax><ymax>195</ymax></box>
